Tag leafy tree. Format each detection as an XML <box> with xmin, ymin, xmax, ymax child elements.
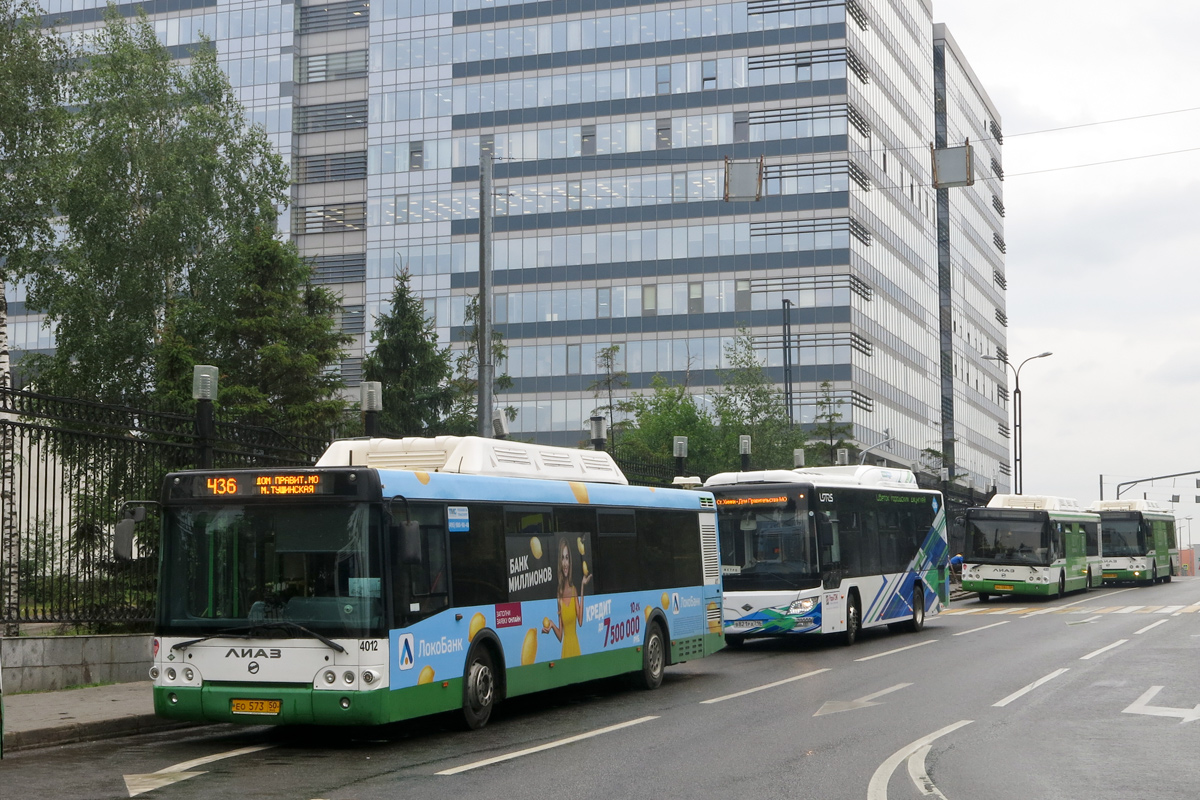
<box><xmin>711</xmin><ymin>328</ymin><xmax>807</xmax><ymax>471</ymax></box>
<box><xmin>618</xmin><ymin>375</ymin><xmax>722</xmax><ymax>476</ymax></box>
<box><xmin>164</xmin><ymin>229</ymin><xmax>351</xmax><ymax>430</ymax></box>
<box><xmin>1</xmin><ymin>0</ymin><xmax>71</xmax><ymax>635</ymax></box>
<box><xmin>442</xmin><ymin>295</ymin><xmax>515</xmax><ymax>436</ymax></box>
<box><xmin>361</xmin><ymin>271</ymin><xmax>456</xmax><ymax>436</ymax></box>
<box><xmin>811</xmin><ymin>381</ymin><xmax>854</xmax><ymax>466</ymax></box>
<box><xmin>20</xmin><ymin>9</ymin><xmax>288</xmax><ymax>405</ymax></box>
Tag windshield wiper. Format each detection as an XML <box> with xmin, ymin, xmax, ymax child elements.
<box><xmin>172</xmin><ymin>621</ymin><xmax>347</xmax><ymax>653</ymax></box>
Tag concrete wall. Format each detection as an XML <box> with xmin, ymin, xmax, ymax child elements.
<box><xmin>0</xmin><ymin>635</ymin><xmax>151</xmax><ymax>694</ymax></box>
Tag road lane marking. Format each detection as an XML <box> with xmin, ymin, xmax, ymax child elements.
<box><xmin>993</xmin><ymin>668</ymin><xmax>1070</xmax><ymax>707</ymax></box>
<box><xmin>124</xmin><ymin>744</ymin><xmax>275</xmax><ymax>797</ymax></box>
<box><xmin>435</xmin><ymin>716</ymin><xmax>658</xmax><ymax>775</ymax></box>
<box><xmin>1158</xmin><ymin>605</ymin><xmax>1184</xmax><ymax>614</ymax></box>
<box><xmin>1122</xmin><ymin>686</ymin><xmax>1200</xmax><ymax>724</ymax></box>
<box><xmin>867</xmin><ymin>720</ymin><xmax>973</xmax><ymax>800</ymax></box>
<box><xmin>814</xmin><ymin>683</ymin><xmax>911</xmax><ymax>716</ymax></box>
<box><xmin>700</xmin><ymin>668</ymin><xmax>830</xmax><ymax>705</ymax></box>
<box><xmin>952</xmin><ymin>620</ymin><xmax>1011</xmax><ymax>636</ymax></box>
<box><xmin>1067</xmin><ymin>615</ymin><xmax>1103</xmax><ymax>626</ymax></box>
<box><xmin>854</xmin><ymin>640</ymin><xmax>936</xmax><ymax>662</ymax></box>
<box><xmin>1081</xmin><ymin>639</ymin><xmax>1129</xmax><ymax>660</ymax></box>
<box><xmin>1135</xmin><ymin>619</ymin><xmax>1169</xmax><ymax>635</ymax></box>
<box><xmin>906</xmin><ymin>744</ymin><xmax>949</xmax><ymax>799</ymax></box>
<box><xmin>1114</xmin><ymin>606</ymin><xmax>1144</xmax><ymax>614</ymax></box>
<box><xmin>1021</xmin><ymin>607</ymin><xmax>1059</xmax><ymax>617</ymax></box>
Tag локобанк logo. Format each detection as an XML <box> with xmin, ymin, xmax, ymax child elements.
<box><xmin>398</xmin><ymin>633</ymin><xmax>415</xmax><ymax>670</ymax></box>
<box><xmin>671</xmin><ymin>592</ymin><xmax>681</xmax><ymax>614</ymax></box>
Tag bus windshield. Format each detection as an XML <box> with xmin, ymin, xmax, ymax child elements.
<box><xmin>964</xmin><ymin>515</ymin><xmax>1052</xmax><ymax>565</ymax></box>
<box><xmin>1102</xmin><ymin>518</ymin><xmax>1146</xmax><ymax>557</ymax></box>
<box><xmin>158</xmin><ymin>503</ymin><xmax>384</xmax><ymax>637</ymax></box>
<box><xmin>718</xmin><ymin>504</ymin><xmax>820</xmax><ymax>591</ymax></box>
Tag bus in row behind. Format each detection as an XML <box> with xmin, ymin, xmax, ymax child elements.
<box><xmin>1090</xmin><ymin>499</ymin><xmax>1178</xmax><ymax>584</ymax></box>
<box><xmin>136</xmin><ymin>436</ymin><xmax>723</xmax><ymax>730</ymax></box>
<box><xmin>703</xmin><ymin>465</ymin><xmax>948</xmax><ymax>646</ymax></box>
<box><xmin>961</xmin><ymin>495</ymin><xmax>1101</xmax><ymax>600</ymax></box>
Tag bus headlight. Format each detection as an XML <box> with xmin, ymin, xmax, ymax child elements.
<box><xmin>183</xmin><ymin>668</ymin><xmax>195</xmax><ymax>682</ymax></box>
<box><xmin>788</xmin><ymin>598</ymin><xmax>817</xmax><ymax>615</ymax></box>
<box><xmin>165</xmin><ymin>667</ymin><xmax>177</xmax><ymax>681</ymax></box>
<box><xmin>362</xmin><ymin>669</ymin><xmax>379</xmax><ymax>685</ymax></box>
<box><xmin>323</xmin><ymin>670</ymin><xmax>337</xmax><ymax>685</ymax></box>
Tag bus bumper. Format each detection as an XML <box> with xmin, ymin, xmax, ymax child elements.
<box><xmin>961</xmin><ymin>579</ymin><xmax>1049</xmax><ymax>596</ymax></box>
<box><xmin>154</xmin><ymin>684</ymin><xmax>395</xmax><ymax>726</ymax></box>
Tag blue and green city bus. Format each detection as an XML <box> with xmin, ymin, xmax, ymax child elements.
<box><xmin>139</xmin><ymin>436</ymin><xmax>723</xmax><ymax>729</ymax></box>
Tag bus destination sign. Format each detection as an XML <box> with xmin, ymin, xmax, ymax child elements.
<box><xmin>197</xmin><ymin>473</ymin><xmax>328</xmax><ymax>497</ymax></box>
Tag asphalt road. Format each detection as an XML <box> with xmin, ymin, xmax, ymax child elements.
<box><xmin>5</xmin><ymin>579</ymin><xmax>1199</xmax><ymax>800</ymax></box>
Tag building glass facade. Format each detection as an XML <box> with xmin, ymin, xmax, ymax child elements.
<box><xmin>6</xmin><ymin>0</ymin><xmax>1006</xmax><ymax>479</ymax></box>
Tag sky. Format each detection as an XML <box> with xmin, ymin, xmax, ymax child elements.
<box><xmin>932</xmin><ymin>0</ymin><xmax>1200</xmax><ymax>545</ymax></box>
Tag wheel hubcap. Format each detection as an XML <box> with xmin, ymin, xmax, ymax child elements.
<box><xmin>648</xmin><ymin>636</ymin><xmax>663</xmax><ymax>676</ymax></box>
<box><xmin>469</xmin><ymin>662</ymin><xmax>493</xmax><ymax>709</ymax></box>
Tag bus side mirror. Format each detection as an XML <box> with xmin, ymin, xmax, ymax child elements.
<box><xmin>400</xmin><ymin>520</ymin><xmax>422</xmax><ymax>563</ymax></box>
<box><xmin>114</xmin><ymin>505</ymin><xmax>148</xmax><ymax>561</ymax></box>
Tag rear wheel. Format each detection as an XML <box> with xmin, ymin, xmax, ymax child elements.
<box><xmin>635</xmin><ymin>623</ymin><xmax>666</xmax><ymax>690</ymax></box>
<box><xmin>461</xmin><ymin>647</ymin><xmax>496</xmax><ymax>730</ymax></box>
<box><xmin>1166</xmin><ymin>562</ymin><xmax>1174</xmax><ymax>583</ymax></box>
<box><xmin>841</xmin><ymin>595</ymin><xmax>860</xmax><ymax>646</ymax></box>
<box><xmin>907</xmin><ymin>584</ymin><xmax>926</xmax><ymax>632</ymax></box>
<box><xmin>1057</xmin><ymin>572</ymin><xmax>1066</xmax><ymax>598</ymax></box>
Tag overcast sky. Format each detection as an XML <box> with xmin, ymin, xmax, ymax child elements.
<box><xmin>931</xmin><ymin>1</ymin><xmax>1200</xmax><ymax>543</ymax></box>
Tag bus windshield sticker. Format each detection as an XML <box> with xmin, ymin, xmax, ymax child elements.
<box><xmin>348</xmin><ymin>577</ymin><xmax>380</xmax><ymax>598</ymax></box>
<box><xmin>447</xmin><ymin>506</ymin><xmax>470</xmax><ymax>532</ymax></box>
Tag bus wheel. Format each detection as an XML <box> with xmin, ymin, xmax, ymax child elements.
<box><xmin>1057</xmin><ymin>572</ymin><xmax>1066</xmax><ymax>597</ymax></box>
<box><xmin>1149</xmin><ymin>564</ymin><xmax>1158</xmax><ymax>586</ymax></box>
<box><xmin>907</xmin><ymin>584</ymin><xmax>925</xmax><ymax>632</ymax></box>
<box><xmin>977</xmin><ymin>593</ymin><xmax>989</xmax><ymax>603</ymax></box>
<box><xmin>636</xmin><ymin>622</ymin><xmax>666</xmax><ymax>690</ymax></box>
<box><xmin>1165</xmin><ymin>563</ymin><xmax>1173</xmax><ymax>583</ymax></box>
<box><xmin>1085</xmin><ymin>569</ymin><xmax>1092</xmax><ymax>591</ymax></box>
<box><xmin>841</xmin><ymin>596</ymin><xmax>860</xmax><ymax>646</ymax></box>
<box><xmin>461</xmin><ymin>647</ymin><xmax>496</xmax><ymax>730</ymax></box>
<box><xmin>725</xmin><ymin>634</ymin><xmax>746</xmax><ymax>649</ymax></box>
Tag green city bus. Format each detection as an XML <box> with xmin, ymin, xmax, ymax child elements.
<box><xmin>1091</xmin><ymin>500</ymin><xmax>1178</xmax><ymax>584</ymax></box>
<box><xmin>961</xmin><ymin>495</ymin><xmax>1101</xmax><ymax>600</ymax></box>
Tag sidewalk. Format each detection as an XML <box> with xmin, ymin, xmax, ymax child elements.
<box><xmin>2</xmin><ymin>681</ymin><xmax>199</xmax><ymax>753</ymax></box>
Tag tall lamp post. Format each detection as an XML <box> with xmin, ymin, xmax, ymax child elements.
<box><xmin>983</xmin><ymin>351</ymin><xmax>1052</xmax><ymax>495</ymax></box>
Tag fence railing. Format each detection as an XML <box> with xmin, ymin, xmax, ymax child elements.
<box><xmin>0</xmin><ymin>387</ymin><xmax>358</xmax><ymax>633</ymax></box>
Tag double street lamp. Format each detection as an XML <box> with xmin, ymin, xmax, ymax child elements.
<box><xmin>983</xmin><ymin>351</ymin><xmax>1052</xmax><ymax>495</ymax></box>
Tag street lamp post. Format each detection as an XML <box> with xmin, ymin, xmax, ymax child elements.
<box><xmin>983</xmin><ymin>351</ymin><xmax>1052</xmax><ymax>495</ymax></box>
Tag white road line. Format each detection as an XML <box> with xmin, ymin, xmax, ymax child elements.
<box><xmin>1158</xmin><ymin>605</ymin><xmax>1184</xmax><ymax>614</ymax></box>
<box><xmin>867</xmin><ymin>720</ymin><xmax>973</xmax><ymax>800</ymax></box>
<box><xmin>906</xmin><ymin>744</ymin><xmax>949</xmax><ymax>799</ymax></box>
<box><xmin>993</xmin><ymin>668</ymin><xmax>1070</xmax><ymax>707</ymax></box>
<box><xmin>854</xmin><ymin>640</ymin><xmax>936</xmax><ymax>662</ymax></box>
<box><xmin>123</xmin><ymin>744</ymin><xmax>275</xmax><ymax>797</ymax></box>
<box><xmin>435</xmin><ymin>716</ymin><xmax>658</xmax><ymax>775</ymax></box>
<box><xmin>700</xmin><ymin>668</ymin><xmax>830</xmax><ymax>705</ymax></box>
<box><xmin>1114</xmin><ymin>606</ymin><xmax>1144</xmax><ymax>614</ymax></box>
<box><xmin>1067</xmin><ymin>615</ymin><xmax>1103</xmax><ymax>626</ymax></box>
<box><xmin>952</xmin><ymin>620</ymin><xmax>1011</xmax><ymax>636</ymax></box>
<box><xmin>1059</xmin><ymin>587</ymin><xmax>1137</xmax><ymax>610</ymax></box>
<box><xmin>1021</xmin><ymin>607</ymin><xmax>1059</xmax><ymax>617</ymax></box>
<box><xmin>1081</xmin><ymin>639</ymin><xmax>1129</xmax><ymax>660</ymax></box>
<box><xmin>1135</xmin><ymin>619</ymin><xmax>1169</xmax><ymax>635</ymax></box>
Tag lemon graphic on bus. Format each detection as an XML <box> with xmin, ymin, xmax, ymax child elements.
<box><xmin>582</xmin><ymin>560</ymin><xmax>589</xmax><ymax>577</ymax></box>
<box><xmin>576</xmin><ymin>537</ymin><xmax>585</xmax><ymax>555</ymax></box>
<box><xmin>521</xmin><ymin>629</ymin><xmax>538</xmax><ymax>665</ymax></box>
<box><xmin>644</xmin><ymin>605</ymin><xmax>653</xmax><ymax>621</ymax></box>
<box><xmin>468</xmin><ymin>612</ymin><xmax>486</xmax><ymax>641</ymax></box>
<box><xmin>418</xmin><ymin>665</ymin><xmax>435</xmax><ymax>684</ymax></box>
<box><xmin>661</xmin><ymin>592</ymin><xmax>670</xmax><ymax>610</ymax></box>
<box><xmin>530</xmin><ymin>536</ymin><xmax>543</xmax><ymax>559</ymax></box>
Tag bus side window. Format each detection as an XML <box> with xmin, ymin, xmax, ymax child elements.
<box><xmin>597</xmin><ymin>511</ymin><xmax>639</xmax><ymax>593</ymax></box>
<box><xmin>448</xmin><ymin>503</ymin><xmax>506</xmax><ymax>607</ymax></box>
<box><xmin>393</xmin><ymin>503</ymin><xmax>449</xmax><ymax>623</ymax></box>
<box><xmin>816</xmin><ymin>511</ymin><xmax>839</xmax><ymax>565</ymax></box>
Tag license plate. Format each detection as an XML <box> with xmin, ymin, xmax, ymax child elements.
<box><xmin>730</xmin><ymin>620</ymin><xmax>759</xmax><ymax>629</ymax></box>
<box><xmin>993</xmin><ymin>584</ymin><xmax>1014</xmax><ymax>591</ymax></box>
<box><xmin>231</xmin><ymin>698</ymin><xmax>281</xmax><ymax>716</ymax></box>
<box><xmin>1103</xmin><ymin>573</ymin><xmax>1117</xmax><ymax>579</ymax></box>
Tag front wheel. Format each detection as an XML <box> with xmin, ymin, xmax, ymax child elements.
<box><xmin>1148</xmin><ymin>564</ymin><xmax>1158</xmax><ymax>586</ymax></box>
<box><xmin>907</xmin><ymin>584</ymin><xmax>926</xmax><ymax>632</ymax></box>
<box><xmin>1057</xmin><ymin>572</ymin><xmax>1066</xmax><ymax>598</ymax></box>
<box><xmin>635</xmin><ymin>622</ymin><xmax>666</xmax><ymax>690</ymax></box>
<box><xmin>724</xmin><ymin>633</ymin><xmax>746</xmax><ymax>649</ymax></box>
<box><xmin>1085</xmin><ymin>569</ymin><xmax>1092</xmax><ymax>591</ymax></box>
<box><xmin>1165</xmin><ymin>562</ymin><xmax>1174</xmax><ymax>583</ymax></box>
<box><xmin>978</xmin><ymin>593</ymin><xmax>990</xmax><ymax>603</ymax></box>
<box><xmin>841</xmin><ymin>596</ymin><xmax>860</xmax><ymax>646</ymax></box>
<box><xmin>461</xmin><ymin>647</ymin><xmax>496</xmax><ymax>730</ymax></box>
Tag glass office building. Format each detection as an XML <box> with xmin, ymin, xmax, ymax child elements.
<box><xmin>6</xmin><ymin>0</ymin><xmax>1007</xmax><ymax>483</ymax></box>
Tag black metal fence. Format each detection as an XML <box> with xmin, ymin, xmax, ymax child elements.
<box><xmin>0</xmin><ymin>387</ymin><xmax>359</xmax><ymax>633</ymax></box>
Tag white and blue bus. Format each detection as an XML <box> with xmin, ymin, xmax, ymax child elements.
<box><xmin>703</xmin><ymin>466</ymin><xmax>948</xmax><ymax>646</ymax></box>
<box><xmin>138</xmin><ymin>436</ymin><xmax>723</xmax><ymax>730</ymax></box>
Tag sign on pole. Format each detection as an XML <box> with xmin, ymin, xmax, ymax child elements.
<box><xmin>931</xmin><ymin>140</ymin><xmax>975</xmax><ymax>188</ymax></box>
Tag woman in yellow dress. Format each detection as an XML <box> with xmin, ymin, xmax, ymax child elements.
<box><xmin>543</xmin><ymin>536</ymin><xmax>591</xmax><ymax>657</ymax></box>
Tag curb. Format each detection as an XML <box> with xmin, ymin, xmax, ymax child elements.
<box><xmin>4</xmin><ymin>715</ymin><xmax>204</xmax><ymax>753</ymax></box>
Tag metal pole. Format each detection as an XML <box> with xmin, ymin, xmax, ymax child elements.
<box><xmin>1013</xmin><ymin>380</ymin><xmax>1022</xmax><ymax>495</ymax></box>
<box><xmin>782</xmin><ymin>298</ymin><xmax>793</xmax><ymax>427</ymax></box>
<box><xmin>477</xmin><ymin>150</ymin><xmax>494</xmax><ymax>438</ymax></box>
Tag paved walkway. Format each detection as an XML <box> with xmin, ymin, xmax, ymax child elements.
<box><xmin>2</xmin><ymin>681</ymin><xmax>196</xmax><ymax>753</ymax></box>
